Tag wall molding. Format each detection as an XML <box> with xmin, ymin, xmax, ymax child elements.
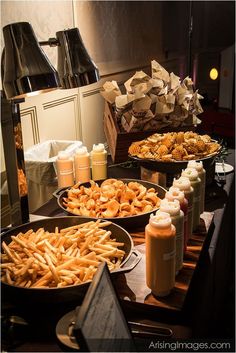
<box><xmin>82</xmin><ymin>89</ymin><xmax>101</xmax><ymax>98</ymax></box>
<box><xmin>20</xmin><ymin>106</ymin><xmax>40</xmax><ymax>145</ymax></box>
<box><xmin>43</xmin><ymin>95</ymin><xmax>78</xmax><ymax>110</ymax></box>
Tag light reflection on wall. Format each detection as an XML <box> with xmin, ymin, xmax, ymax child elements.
<box><xmin>192</xmin><ymin>55</ymin><xmax>198</xmax><ymax>87</ymax></box>
<box><xmin>73</xmin><ymin>1</ymin><xmax>164</xmax><ymax>76</ymax></box>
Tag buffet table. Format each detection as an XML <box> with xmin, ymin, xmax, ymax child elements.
<box><xmin>1</xmin><ymin>150</ymin><xmax>235</xmax><ymax>351</ymax></box>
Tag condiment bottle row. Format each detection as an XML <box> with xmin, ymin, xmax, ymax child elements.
<box><xmin>56</xmin><ymin>143</ymin><xmax>107</xmax><ymax>188</ymax></box>
<box><xmin>146</xmin><ymin>160</ymin><xmax>206</xmax><ymax>298</ymax></box>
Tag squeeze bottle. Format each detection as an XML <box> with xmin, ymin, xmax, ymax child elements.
<box><xmin>91</xmin><ymin>143</ymin><xmax>107</xmax><ymax>181</ymax></box>
<box><xmin>165</xmin><ymin>187</ymin><xmax>188</xmax><ymax>252</ymax></box>
<box><xmin>145</xmin><ymin>211</ymin><xmax>176</xmax><ymax>297</ymax></box>
<box><xmin>172</xmin><ymin>176</ymin><xmax>194</xmax><ymax>242</ymax></box>
<box><xmin>56</xmin><ymin>151</ymin><xmax>74</xmax><ymax>188</ymax></box>
<box><xmin>187</xmin><ymin>160</ymin><xmax>206</xmax><ymax>214</ymax></box>
<box><xmin>74</xmin><ymin>146</ymin><xmax>90</xmax><ymax>183</ymax></box>
<box><xmin>159</xmin><ymin>199</ymin><xmax>184</xmax><ymax>274</ymax></box>
<box><xmin>181</xmin><ymin>168</ymin><xmax>201</xmax><ymax>231</ymax></box>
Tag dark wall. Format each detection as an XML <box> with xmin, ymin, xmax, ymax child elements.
<box><xmin>162</xmin><ymin>1</ymin><xmax>190</xmax><ymax>59</ymax></box>
<box><xmin>162</xmin><ymin>1</ymin><xmax>235</xmax><ymax>102</ymax></box>
<box><xmin>192</xmin><ymin>1</ymin><xmax>235</xmax><ymax>52</ymax></box>
<box><xmin>162</xmin><ymin>1</ymin><xmax>235</xmax><ymax>58</ymax></box>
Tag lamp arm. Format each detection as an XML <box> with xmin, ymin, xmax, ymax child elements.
<box><xmin>39</xmin><ymin>38</ymin><xmax>59</xmax><ymax>47</ymax></box>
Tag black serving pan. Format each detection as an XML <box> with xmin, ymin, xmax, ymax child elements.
<box><xmin>128</xmin><ymin>140</ymin><xmax>221</xmax><ymax>175</ymax></box>
<box><xmin>130</xmin><ymin>152</ymin><xmax>220</xmax><ymax>187</ymax></box>
<box><xmin>129</xmin><ymin>151</ymin><xmax>219</xmax><ymax>174</ymax></box>
<box><xmin>1</xmin><ymin>216</ymin><xmax>141</xmax><ymax>305</ymax></box>
<box><xmin>53</xmin><ymin>179</ymin><xmax>166</xmax><ymax>230</ymax></box>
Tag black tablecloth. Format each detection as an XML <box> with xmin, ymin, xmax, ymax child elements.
<box><xmin>182</xmin><ymin>150</ymin><xmax>235</xmax><ymax>337</ymax></box>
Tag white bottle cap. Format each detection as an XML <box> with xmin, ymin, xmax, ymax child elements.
<box><xmin>93</xmin><ymin>143</ymin><xmax>105</xmax><ymax>152</ymax></box>
<box><xmin>66</xmin><ymin>141</ymin><xmax>83</xmax><ymax>152</ymax></box>
<box><xmin>187</xmin><ymin>160</ymin><xmax>203</xmax><ymax>172</ymax></box>
<box><xmin>181</xmin><ymin>167</ymin><xmax>198</xmax><ymax>180</ymax></box>
<box><xmin>165</xmin><ymin>187</ymin><xmax>185</xmax><ymax>203</ymax></box>
<box><xmin>149</xmin><ymin>211</ymin><xmax>172</xmax><ymax>229</ymax></box>
<box><xmin>173</xmin><ymin>176</ymin><xmax>191</xmax><ymax>191</ymax></box>
<box><xmin>75</xmin><ymin>146</ymin><xmax>88</xmax><ymax>155</ymax></box>
<box><xmin>159</xmin><ymin>199</ymin><xmax>180</xmax><ymax>216</ymax></box>
<box><xmin>57</xmin><ymin>151</ymin><xmax>71</xmax><ymax>160</ymax></box>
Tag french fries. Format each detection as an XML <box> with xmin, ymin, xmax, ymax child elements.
<box><xmin>0</xmin><ymin>220</ymin><xmax>125</xmax><ymax>288</ymax></box>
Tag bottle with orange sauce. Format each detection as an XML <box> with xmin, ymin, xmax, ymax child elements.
<box><xmin>172</xmin><ymin>176</ymin><xmax>194</xmax><ymax>242</ymax></box>
<box><xmin>181</xmin><ymin>168</ymin><xmax>201</xmax><ymax>231</ymax></box>
<box><xmin>56</xmin><ymin>151</ymin><xmax>74</xmax><ymax>188</ymax></box>
<box><xmin>187</xmin><ymin>160</ymin><xmax>206</xmax><ymax>215</ymax></box>
<box><xmin>74</xmin><ymin>146</ymin><xmax>91</xmax><ymax>183</ymax></box>
<box><xmin>159</xmin><ymin>199</ymin><xmax>184</xmax><ymax>274</ymax></box>
<box><xmin>145</xmin><ymin>211</ymin><xmax>176</xmax><ymax>297</ymax></box>
<box><xmin>165</xmin><ymin>187</ymin><xmax>188</xmax><ymax>253</ymax></box>
<box><xmin>91</xmin><ymin>143</ymin><xmax>107</xmax><ymax>181</ymax></box>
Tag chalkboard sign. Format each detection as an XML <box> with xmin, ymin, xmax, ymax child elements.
<box><xmin>73</xmin><ymin>262</ymin><xmax>135</xmax><ymax>352</ymax></box>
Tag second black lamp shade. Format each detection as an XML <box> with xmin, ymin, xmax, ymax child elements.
<box><xmin>56</xmin><ymin>27</ymin><xmax>100</xmax><ymax>89</ymax></box>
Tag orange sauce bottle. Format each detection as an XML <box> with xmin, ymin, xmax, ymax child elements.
<box><xmin>159</xmin><ymin>199</ymin><xmax>184</xmax><ymax>274</ymax></box>
<box><xmin>165</xmin><ymin>187</ymin><xmax>188</xmax><ymax>253</ymax></box>
<box><xmin>173</xmin><ymin>176</ymin><xmax>194</xmax><ymax>242</ymax></box>
<box><xmin>74</xmin><ymin>146</ymin><xmax>90</xmax><ymax>183</ymax></box>
<box><xmin>56</xmin><ymin>151</ymin><xmax>74</xmax><ymax>188</ymax></box>
<box><xmin>181</xmin><ymin>168</ymin><xmax>201</xmax><ymax>231</ymax></box>
<box><xmin>145</xmin><ymin>211</ymin><xmax>176</xmax><ymax>297</ymax></box>
<box><xmin>91</xmin><ymin>143</ymin><xmax>107</xmax><ymax>181</ymax></box>
<box><xmin>187</xmin><ymin>160</ymin><xmax>206</xmax><ymax>215</ymax></box>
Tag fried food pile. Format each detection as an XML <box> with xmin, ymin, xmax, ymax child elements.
<box><xmin>63</xmin><ymin>179</ymin><xmax>161</xmax><ymax>218</ymax></box>
<box><xmin>128</xmin><ymin>131</ymin><xmax>220</xmax><ymax>161</ymax></box>
<box><xmin>1</xmin><ymin>220</ymin><xmax>125</xmax><ymax>288</ymax></box>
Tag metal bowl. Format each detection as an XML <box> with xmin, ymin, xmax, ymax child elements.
<box><xmin>54</xmin><ymin>179</ymin><xmax>166</xmax><ymax>229</ymax></box>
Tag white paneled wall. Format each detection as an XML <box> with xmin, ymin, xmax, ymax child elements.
<box><xmin>78</xmin><ymin>83</ymin><xmax>106</xmax><ymax>151</ymax></box>
<box><xmin>19</xmin><ymin>86</ymin><xmax>101</xmax><ymax>152</ymax></box>
<box><xmin>19</xmin><ymin>69</ymin><xmax>136</xmax><ymax>154</ymax></box>
<box><xmin>20</xmin><ymin>88</ymin><xmax>82</xmax><ymax>150</ymax></box>
<box><xmin>20</xmin><ymin>106</ymin><xmax>40</xmax><ymax>149</ymax></box>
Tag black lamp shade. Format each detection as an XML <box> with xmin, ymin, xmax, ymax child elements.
<box><xmin>2</xmin><ymin>22</ymin><xmax>60</xmax><ymax>99</ymax></box>
<box><xmin>56</xmin><ymin>28</ymin><xmax>99</xmax><ymax>88</ymax></box>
